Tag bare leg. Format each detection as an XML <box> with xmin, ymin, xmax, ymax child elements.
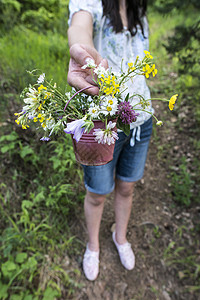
<box><xmin>84</xmin><ymin>190</ymin><xmax>106</xmax><ymax>251</ymax></box>
<box><xmin>114</xmin><ymin>179</ymin><xmax>135</xmax><ymax>244</ymax></box>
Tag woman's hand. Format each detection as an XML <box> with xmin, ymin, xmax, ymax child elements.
<box><xmin>67</xmin><ymin>43</ymin><xmax>108</xmax><ymax>95</ymax></box>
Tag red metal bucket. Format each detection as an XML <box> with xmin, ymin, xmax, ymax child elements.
<box><xmin>71</xmin><ymin>120</ymin><xmax>117</xmax><ymax>166</ymax></box>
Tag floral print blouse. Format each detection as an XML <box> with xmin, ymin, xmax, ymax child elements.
<box><xmin>68</xmin><ymin>0</ymin><xmax>154</xmax><ymax>129</ymax></box>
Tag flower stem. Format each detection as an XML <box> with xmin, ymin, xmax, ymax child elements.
<box><xmin>134</xmin><ymin>108</ymin><xmax>159</xmax><ymax>122</ymax></box>
<box><xmin>105</xmin><ymin>118</ymin><xmax>108</xmax><ymax>129</ymax></box>
<box><xmin>148</xmin><ymin>98</ymin><xmax>169</xmax><ymax>102</ymax></box>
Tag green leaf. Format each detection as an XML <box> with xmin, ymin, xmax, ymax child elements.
<box><xmin>22</xmin><ymin>200</ymin><xmax>34</xmax><ymax>209</ymax></box>
<box><xmin>117</xmin><ymin>119</ymin><xmax>130</xmax><ymax>136</ymax></box>
<box><xmin>1</xmin><ymin>143</ymin><xmax>16</xmax><ymax>153</ymax></box>
<box><xmin>1</xmin><ymin>0</ymin><xmax>21</xmax><ymax>12</ymax></box>
<box><xmin>1</xmin><ymin>261</ymin><xmax>18</xmax><ymax>278</ymax></box>
<box><xmin>0</xmin><ymin>282</ymin><xmax>8</xmax><ymax>299</ymax></box>
<box><xmin>16</xmin><ymin>252</ymin><xmax>28</xmax><ymax>264</ymax></box>
<box><xmin>2</xmin><ymin>261</ymin><xmax>17</xmax><ymax>272</ymax></box>
<box><xmin>49</xmin><ymin>156</ymin><xmax>61</xmax><ymax>169</ymax></box>
<box><xmin>22</xmin><ymin>257</ymin><xmax>37</xmax><ymax>271</ymax></box>
<box><xmin>20</xmin><ymin>145</ymin><xmax>34</xmax><ymax>158</ymax></box>
<box><xmin>33</xmin><ymin>191</ymin><xmax>45</xmax><ymax>203</ymax></box>
<box><xmin>10</xmin><ymin>294</ymin><xmax>23</xmax><ymax>300</ymax></box>
<box><xmin>42</xmin><ymin>287</ymin><xmax>60</xmax><ymax>300</ymax></box>
<box><xmin>0</xmin><ymin>132</ymin><xmax>18</xmax><ymax>142</ymax></box>
<box><xmin>124</xmin><ymin>93</ymin><xmax>130</xmax><ymax>102</ymax></box>
<box><xmin>84</xmin><ymin>120</ymin><xmax>94</xmax><ymax>133</ymax></box>
<box><xmin>24</xmin><ymin>295</ymin><xmax>34</xmax><ymax>300</ymax></box>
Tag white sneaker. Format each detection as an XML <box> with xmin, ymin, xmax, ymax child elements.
<box><xmin>83</xmin><ymin>244</ymin><xmax>99</xmax><ymax>281</ymax></box>
<box><xmin>112</xmin><ymin>231</ymin><xmax>135</xmax><ymax>270</ymax></box>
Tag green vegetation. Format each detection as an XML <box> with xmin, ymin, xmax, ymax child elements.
<box><xmin>0</xmin><ymin>132</ymin><xmax>83</xmax><ymax>298</ymax></box>
<box><xmin>148</xmin><ymin>1</ymin><xmax>200</xmax><ymax>295</ymax></box>
<box><xmin>0</xmin><ymin>0</ymin><xmax>199</xmax><ymax>298</ymax></box>
<box><xmin>0</xmin><ymin>1</ymin><xmax>84</xmax><ymax>298</ymax></box>
<box><xmin>149</xmin><ymin>1</ymin><xmax>200</xmax><ymax>207</ymax></box>
<box><xmin>0</xmin><ymin>27</ymin><xmax>70</xmax><ymax>92</ymax></box>
<box><xmin>163</xmin><ymin>226</ymin><xmax>200</xmax><ymax>294</ymax></box>
<box><xmin>170</xmin><ymin>157</ymin><xmax>194</xmax><ymax>206</ymax></box>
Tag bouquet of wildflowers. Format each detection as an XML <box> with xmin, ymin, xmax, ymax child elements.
<box><xmin>15</xmin><ymin>51</ymin><xmax>178</xmax><ymax>144</ymax></box>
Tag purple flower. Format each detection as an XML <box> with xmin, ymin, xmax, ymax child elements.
<box><xmin>118</xmin><ymin>102</ymin><xmax>139</xmax><ymax>124</ymax></box>
<box><xmin>40</xmin><ymin>137</ymin><xmax>50</xmax><ymax>141</ymax></box>
<box><xmin>64</xmin><ymin>119</ymin><xmax>86</xmax><ymax>142</ymax></box>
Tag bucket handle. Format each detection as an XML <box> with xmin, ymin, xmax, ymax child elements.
<box><xmin>64</xmin><ymin>86</ymin><xmax>94</xmax><ymax>112</ymax></box>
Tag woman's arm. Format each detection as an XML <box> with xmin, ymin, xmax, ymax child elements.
<box><xmin>67</xmin><ymin>10</ymin><xmax>108</xmax><ymax>95</ymax></box>
<box><xmin>68</xmin><ymin>10</ymin><xmax>94</xmax><ymax>48</ymax></box>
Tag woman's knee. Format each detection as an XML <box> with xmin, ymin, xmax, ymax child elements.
<box><xmin>115</xmin><ymin>179</ymin><xmax>135</xmax><ymax>198</ymax></box>
<box><xmin>86</xmin><ymin>191</ymin><xmax>106</xmax><ymax>206</ymax></box>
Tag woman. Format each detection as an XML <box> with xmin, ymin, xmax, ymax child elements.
<box><xmin>67</xmin><ymin>0</ymin><xmax>153</xmax><ymax>281</ymax></box>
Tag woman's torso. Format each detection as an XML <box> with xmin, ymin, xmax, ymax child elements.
<box><xmin>69</xmin><ymin>0</ymin><xmax>154</xmax><ymax>128</ymax></box>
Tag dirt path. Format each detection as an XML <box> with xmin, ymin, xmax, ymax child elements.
<box><xmin>69</xmin><ymin>100</ymin><xmax>200</xmax><ymax>300</ymax></box>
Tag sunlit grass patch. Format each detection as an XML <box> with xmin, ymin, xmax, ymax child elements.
<box><xmin>0</xmin><ymin>26</ymin><xmax>70</xmax><ymax>92</ymax></box>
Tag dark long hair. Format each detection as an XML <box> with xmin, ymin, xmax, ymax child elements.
<box><xmin>102</xmin><ymin>0</ymin><xmax>148</xmax><ymax>36</ymax></box>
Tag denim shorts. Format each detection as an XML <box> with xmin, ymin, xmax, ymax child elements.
<box><xmin>82</xmin><ymin>117</ymin><xmax>152</xmax><ymax>195</ymax></box>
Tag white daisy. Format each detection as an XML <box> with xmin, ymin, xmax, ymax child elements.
<box><xmin>100</xmin><ymin>96</ymin><xmax>118</xmax><ymax>116</ymax></box>
<box><xmin>88</xmin><ymin>104</ymin><xmax>100</xmax><ymax>119</ymax></box>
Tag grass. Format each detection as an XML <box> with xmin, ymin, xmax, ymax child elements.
<box><xmin>0</xmin><ymin>6</ymin><xmax>81</xmax><ymax>296</ymax></box>
<box><xmin>169</xmin><ymin>157</ymin><xmax>195</xmax><ymax>206</ymax></box>
<box><xmin>0</xmin><ymin>129</ymin><xmax>84</xmax><ymax>298</ymax></box>
<box><xmin>163</xmin><ymin>225</ymin><xmax>200</xmax><ymax>294</ymax></box>
<box><xmin>0</xmin><ymin>26</ymin><xmax>70</xmax><ymax>93</ymax></box>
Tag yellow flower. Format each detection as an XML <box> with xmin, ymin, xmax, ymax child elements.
<box><xmin>101</xmin><ymin>74</ymin><xmax>120</xmax><ymax>97</ymax></box>
<box><xmin>38</xmin><ymin>85</ymin><xmax>47</xmax><ymax>93</ymax></box>
<box><xmin>169</xmin><ymin>94</ymin><xmax>178</xmax><ymax>111</ymax></box>
<box><xmin>128</xmin><ymin>62</ymin><xmax>136</xmax><ymax>72</ymax></box>
<box><xmin>143</xmin><ymin>64</ymin><xmax>151</xmax><ymax>78</ymax></box>
<box><xmin>105</xmin><ymin>75</ymin><xmax>111</xmax><ymax>85</ymax></box>
<box><xmin>15</xmin><ymin>119</ymin><xmax>20</xmax><ymax>125</ymax></box>
<box><xmin>144</xmin><ymin>50</ymin><xmax>153</xmax><ymax>59</ymax></box>
<box><xmin>38</xmin><ymin>104</ymin><xmax>42</xmax><ymax>110</ymax></box>
<box><xmin>33</xmin><ymin>118</ymin><xmax>38</xmax><ymax>122</ymax></box>
<box><xmin>39</xmin><ymin>117</ymin><xmax>45</xmax><ymax>123</ymax></box>
<box><xmin>143</xmin><ymin>63</ymin><xmax>157</xmax><ymax>78</ymax></box>
<box><xmin>101</xmin><ymin>75</ymin><xmax>105</xmax><ymax>82</ymax></box>
<box><xmin>151</xmin><ymin>64</ymin><xmax>158</xmax><ymax>77</ymax></box>
<box><xmin>37</xmin><ymin>113</ymin><xmax>42</xmax><ymax>118</ymax></box>
<box><xmin>22</xmin><ymin>125</ymin><xmax>29</xmax><ymax>130</ymax></box>
<box><xmin>44</xmin><ymin>92</ymin><xmax>51</xmax><ymax>99</ymax></box>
